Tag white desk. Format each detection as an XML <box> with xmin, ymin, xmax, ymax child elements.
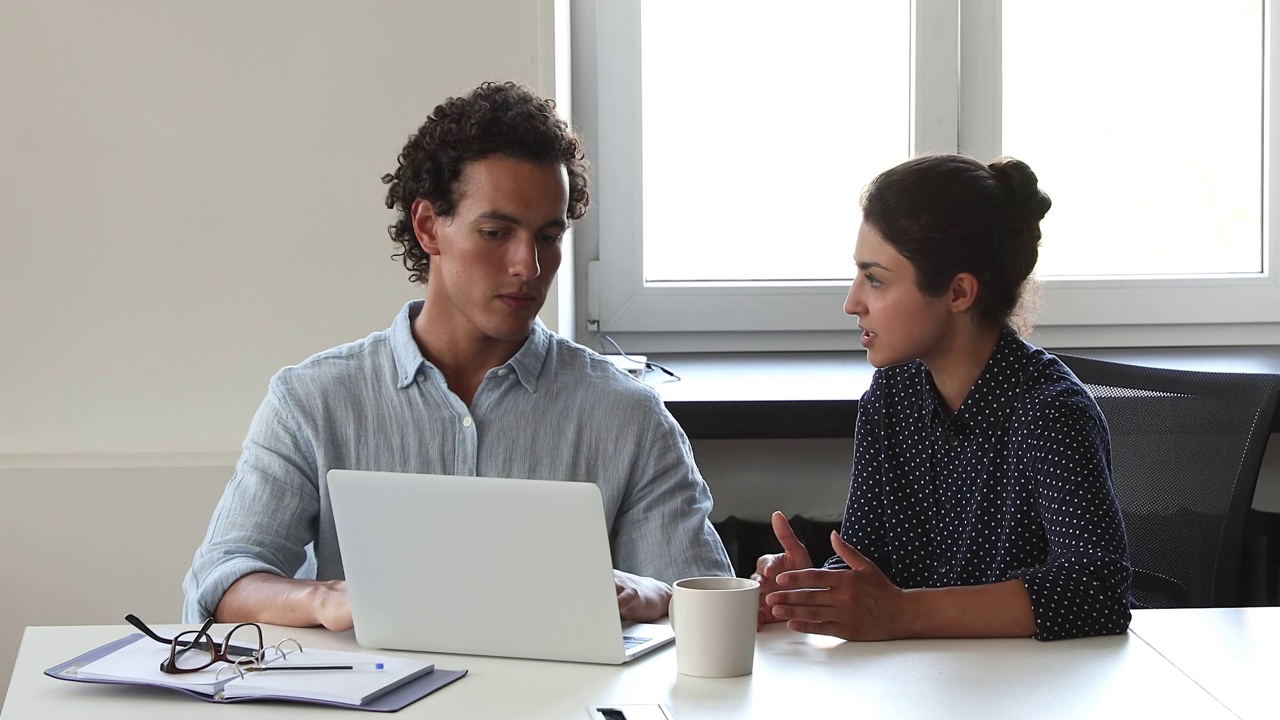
<box><xmin>2</xmin><ymin>611</ymin><xmax>1244</xmax><ymax>719</ymax></box>
<box><xmin>1130</xmin><ymin>607</ymin><xmax>1277</xmax><ymax>720</ymax></box>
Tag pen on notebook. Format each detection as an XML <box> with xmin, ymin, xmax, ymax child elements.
<box><xmin>249</xmin><ymin>662</ymin><xmax>386</xmax><ymax>672</ymax></box>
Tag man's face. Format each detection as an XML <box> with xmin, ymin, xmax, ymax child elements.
<box><xmin>415</xmin><ymin>155</ymin><xmax>569</xmax><ymax>346</ymax></box>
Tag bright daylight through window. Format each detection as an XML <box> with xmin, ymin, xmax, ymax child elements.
<box><xmin>1003</xmin><ymin>1</ymin><xmax>1262</xmax><ymax>278</ymax></box>
<box><xmin>642</xmin><ymin>2</ymin><xmax>911</xmax><ymax>283</ymax></box>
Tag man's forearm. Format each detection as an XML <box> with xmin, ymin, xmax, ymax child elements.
<box><xmin>215</xmin><ymin>572</ymin><xmax>350</xmax><ymax>630</ymax></box>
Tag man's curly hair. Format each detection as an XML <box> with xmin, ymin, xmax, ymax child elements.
<box><xmin>381</xmin><ymin>81</ymin><xmax>591</xmax><ymax>284</ymax></box>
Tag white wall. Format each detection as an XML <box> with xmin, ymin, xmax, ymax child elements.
<box><xmin>0</xmin><ymin>465</ymin><xmax>230</xmax><ymax>705</ymax></box>
<box><xmin>0</xmin><ymin>0</ymin><xmax>559</xmax><ymax>706</ymax></box>
<box><xmin>0</xmin><ymin>0</ymin><xmax>561</xmax><ymax>458</ymax></box>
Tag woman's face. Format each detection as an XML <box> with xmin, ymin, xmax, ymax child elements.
<box><xmin>843</xmin><ymin>221</ymin><xmax>954</xmax><ymax>369</ymax></box>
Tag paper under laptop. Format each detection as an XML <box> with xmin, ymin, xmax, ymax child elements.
<box><xmin>327</xmin><ymin>470</ymin><xmax>674</xmax><ymax>665</ymax></box>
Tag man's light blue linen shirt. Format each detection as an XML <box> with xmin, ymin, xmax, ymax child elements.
<box><xmin>183</xmin><ymin>300</ymin><xmax>732</xmax><ymax>622</ymax></box>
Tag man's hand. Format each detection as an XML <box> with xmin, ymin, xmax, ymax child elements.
<box><xmin>614</xmin><ymin>570</ymin><xmax>672</xmax><ymax>622</ymax></box>
<box><xmin>309</xmin><ymin>579</ymin><xmax>354</xmax><ymax>631</ymax></box>
<box><xmin>764</xmin><ymin>531</ymin><xmax>907</xmax><ymax>641</ymax></box>
<box><xmin>749</xmin><ymin>511</ymin><xmax>814</xmax><ymax>629</ymax></box>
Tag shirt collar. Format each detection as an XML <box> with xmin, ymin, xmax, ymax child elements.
<box><xmin>390</xmin><ymin>299</ymin><xmax>548</xmax><ymax>393</ymax></box>
<box><xmin>918</xmin><ymin>327</ymin><xmax>1030</xmax><ymax>432</ymax></box>
<box><xmin>918</xmin><ymin>370</ymin><xmax>948</xmax><ymax>429</ymax></box>
<box><xmin>503</xmin><ymin>318</ymin><xmax>549</xmax><ymax>393</ymax></box>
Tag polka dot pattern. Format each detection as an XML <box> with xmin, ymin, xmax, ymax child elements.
<box><xmin>827</xmin><ymin>329</ymin><xmax>1133</xmax><ymax>640</ymax></box>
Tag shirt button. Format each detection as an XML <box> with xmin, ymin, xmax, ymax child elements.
<box><xmin>941</xmin><ymin>497</ymin><xmax>952</xmax><ymax>509</ymax></box>
<box><xmin>462</xmin><ymin>417</ymin><xmax>473</xmax><ymax>428</ymax></box>
<box><xmin>947</xmin><ymin>434</ymin><xmax>959</xmax><ymax>447</ymax></box>
<box><xmin>415</xmin><ymin>374</ymin><xmax>424</xmax><ymax>383</ymax></box>
<box><xmin>937</xmin><ymin>563</ymin><xmax>949</xmax><ymax>574</ymax></box>
<box><xmin>498</xmin><ymin>368</ymin><xmax>509</xmax><ymax>377</ymax></box>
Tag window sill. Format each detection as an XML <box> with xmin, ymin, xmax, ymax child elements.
<box><xmin>645</xmin><ymin>346</ymin><xmax>1280</xmax><ymax>440</ymax></box>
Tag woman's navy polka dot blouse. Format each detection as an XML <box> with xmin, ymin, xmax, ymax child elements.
<box><xmin>826</xmin><ymin>329</ymin><xmax>1133</xmax><ymax>640</ymax></box>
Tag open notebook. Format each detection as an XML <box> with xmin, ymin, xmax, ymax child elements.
<box><xmin>45</xmin><ymin>632</ymin><xmax>466</xmax><ymax>712</ymax></box>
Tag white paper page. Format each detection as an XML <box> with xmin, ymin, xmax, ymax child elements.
<box><xmin>75</xmin><ymin>636</ymin><xmax>226</xmax><ymax>693</ymax></box>
<box><xmin>222</xmin><ymin>647</ymin><xmax>433</xmax><ymax>705</ymax></box>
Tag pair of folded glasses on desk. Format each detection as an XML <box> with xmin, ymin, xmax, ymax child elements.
<box><xmin>128</xmin><ymin>613</ymin><xmax>382</xmax><ymax>679</ymax></box>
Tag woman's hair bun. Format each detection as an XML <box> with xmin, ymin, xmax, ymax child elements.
<box><xmin>989</xmin><ymin>157</ymin><xmax>1052</xmax><ymax>223</ymax></box>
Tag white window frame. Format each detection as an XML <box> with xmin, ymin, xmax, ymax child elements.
<box><xmin>569</xmin><ymin>0</ymin><xmax>1280</xmax><ymax>352</ymax></box>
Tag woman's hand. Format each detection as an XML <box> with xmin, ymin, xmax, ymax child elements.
<box><xmin>750</xmin><ymin>511</ymin><xmax>814</xmax><ymax>629</ymax></box>
<box><xmin>765</xmin><ymin>531</ymin><xmax>908</xmax><ymax>641</ymax></box>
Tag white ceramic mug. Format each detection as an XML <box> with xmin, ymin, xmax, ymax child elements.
<box><xmin>669</xmin><ymin>576</ymin><xmax>759</xmax><ymax>678</ymax></box>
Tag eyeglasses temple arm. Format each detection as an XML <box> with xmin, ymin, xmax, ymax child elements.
<box><xmin>125</xmin><ymin>614</ymin><xmax>258</xmax><ymax>658</ymax></box>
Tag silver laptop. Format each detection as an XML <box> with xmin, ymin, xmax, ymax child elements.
<box><xmin>326</xmin><ymin>470</ymin><xmax>674</xmax><ymax>664</ymax></box>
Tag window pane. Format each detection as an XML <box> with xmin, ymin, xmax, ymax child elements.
<box><xmin>1003</xmin><ymin>1</ymin><xmax>1263</xmax><ymax>278</ymax></box>
<box><xmin>640</xmin><ymin>1</ymin><xmax>911</xmax><ymax>283</ymax></box>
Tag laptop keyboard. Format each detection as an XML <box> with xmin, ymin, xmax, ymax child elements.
<box><xmin>622</xmin><ymin>635</ymin><xmax>650</xmax><ymax>651</ymax></box>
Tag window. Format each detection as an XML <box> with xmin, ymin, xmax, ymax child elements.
<box><xmin>571</xmin><ymin>0</ymin><xmax>1280</xmax><ymax>351</ymax></box>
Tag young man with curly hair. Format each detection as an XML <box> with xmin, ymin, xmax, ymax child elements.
<box><xmin>182</xmin><ymin>82</ymin><xmax>732</xmax><ymax>631</ymax></box>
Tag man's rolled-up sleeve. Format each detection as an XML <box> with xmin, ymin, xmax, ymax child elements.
<box><xmin>181</xmin><ymin>382</ymin><xmax>321</xmax><ymax>622</ymax></box>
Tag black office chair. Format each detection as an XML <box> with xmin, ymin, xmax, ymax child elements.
<box><xmin>1053</xmin><ymin>353</ymin><xmax>1280</xmax><ymax>608</ymax></box>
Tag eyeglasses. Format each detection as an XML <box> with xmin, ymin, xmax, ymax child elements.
<box><xmin>125</xmin><ymin>614</ymin><xmax>275</xmax><ymax>674</ymax></box>
<box><xmin>163</xmin><ymin>618</ymin><xmax>268</xmax><ymax>674</ymax></box>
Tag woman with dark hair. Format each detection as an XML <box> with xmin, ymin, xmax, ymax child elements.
<box><xmin>752</xmin><ymin>154</ymin><xmax>1132</xmax><ymax>641</ymax></box>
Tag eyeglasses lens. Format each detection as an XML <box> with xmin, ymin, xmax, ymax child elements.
<box><xmin>171</xmin><ymin>630</ymin><xmax>216</xmax><ymax>671</ymax></box>
<box><xmin>223</xmin><ymin>623</ymin><xmax>265</xmax><ymax>661</ymax></box>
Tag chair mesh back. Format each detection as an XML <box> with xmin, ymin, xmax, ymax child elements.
<box><xmin>1053</xmin><ymin>354</ymin><xmax>1280</xmax><ymax>608</ymax></box>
